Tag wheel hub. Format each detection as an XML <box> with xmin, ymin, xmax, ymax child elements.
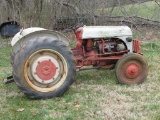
<box><xmin>125</xmin><ymin>64</ymin><xmax>139</xmax><ymax>78</ymax></box>
<box><xmin>31</xmin><ymin>56</ymin><xmax>60</xmax><ymax>84</ymax></box>
<box><xmin>36</xmin><ymin>60</ymin><xmax>56</xmax><ymax>80</ymax></box>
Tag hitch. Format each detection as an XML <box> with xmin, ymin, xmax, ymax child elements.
<box><xmin>4</xmin><ymin>76</ymin><xmax>14</xmax><ymax>84</ymax></box>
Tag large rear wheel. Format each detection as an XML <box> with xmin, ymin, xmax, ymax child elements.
<box><xmin>115</xmin><ymin>53</ymin><xmax>148</xmax><ymax>84</ymax></box>
<box><xmin>12</xmin><ymin>38</ymin><xmax>76</xmax><ymax>99</ymax></box>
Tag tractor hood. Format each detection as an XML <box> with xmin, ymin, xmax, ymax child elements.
<box><xmin>78</xmin><ymin>26</ymin><xmax>132</xmax><ymax>39</ymax></box>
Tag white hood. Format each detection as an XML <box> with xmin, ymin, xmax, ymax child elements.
<box><xmin>79</xmin><ymin>26</ymin><xmax>132</xmax><ymax>39</ymax></box>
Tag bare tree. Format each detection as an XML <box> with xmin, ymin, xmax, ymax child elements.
<box><xmin>0</xmin><ymin>0</ymin><xmax>159</xmax><ymax>28</ymax></box>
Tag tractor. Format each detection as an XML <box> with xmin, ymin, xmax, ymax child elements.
<box><xmin>9</xmin><ymin>25</ymin><xmax>148</xmax><ymax>99</ymax></box>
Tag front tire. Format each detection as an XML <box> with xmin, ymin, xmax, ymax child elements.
<box><xmin>115</xmin><ymin>53</ymin><xmax>148</xmax><ymax>85</ymax></box>
<box><xmin>12</xmin><ymin>38</ymin><xmax>76</xmax><ymax>99</ymax></box>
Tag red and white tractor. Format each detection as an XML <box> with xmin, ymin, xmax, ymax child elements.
<box><xmin>9</xmin><ymin>25</ymin><xmax>148</xmax><ymax>99</ymax></box>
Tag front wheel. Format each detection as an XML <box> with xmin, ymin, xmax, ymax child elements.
<box><xmin>12</xmin><ymin>38</ymin><xmax>76</xmax><ymax>99</ymax></box>
<box><xmin>115</xmin><ymin>53</ymin><xmax>148</xmax><ymax>85</ymax></box>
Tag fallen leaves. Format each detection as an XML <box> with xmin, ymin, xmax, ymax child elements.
<box><xmin>73</xmin><ymin>101</ymin><xmax>80</xmax><ymax>110</ymax></box>
<box><xmin>16</xmin><ymin>108</ymin><xmax>25</xmax><ymax>112</ymax></box>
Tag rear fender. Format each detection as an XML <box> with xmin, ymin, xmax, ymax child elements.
<box><xmin>11</xmin><ymin>27</ymin><xmax>69</xmax><ymax>54</ymax></box>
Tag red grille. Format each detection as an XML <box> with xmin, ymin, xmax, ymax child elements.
<box><xmin>132</xmin><ymin>40</ymin><xmax>142</xmax><ymax>54</ymax></box>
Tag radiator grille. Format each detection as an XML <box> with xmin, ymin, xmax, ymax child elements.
<box><xmin>132</xmin><ymin>40</ymin><xmax>142</xmax><ymax>54</ymax></box>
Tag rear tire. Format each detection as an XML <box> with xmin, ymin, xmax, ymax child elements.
<box><xmin>115</xmin><ymin>53</ymin><xmax>148</xmax><ymax>85</ymax></box>
<box><xmin>12</xmin><ymin>38</ymin><xmax>76</xmax><ymax>99</ymax></box>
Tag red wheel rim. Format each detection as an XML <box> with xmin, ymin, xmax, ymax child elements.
<box><xmin>36</xmin><ymin>60</ymin><xmax>57</xmax><ymax>81</ymax></box>
<box><xmin>125</xmin><ymin>64</ymin><xmax>139</xmax><ymax>78</ymax></box>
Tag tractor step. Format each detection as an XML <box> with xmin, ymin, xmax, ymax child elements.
<box><xmin>4</xmin><ymin>76</ymin><xmax>14</xmax><ymax>84</ymax></box>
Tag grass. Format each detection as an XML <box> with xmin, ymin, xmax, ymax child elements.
<box><xmin>0</xmin><ymin>37</ymin><xmax>160</xmax><ymax>120</ymax></box>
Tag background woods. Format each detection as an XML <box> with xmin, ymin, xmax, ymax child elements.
<box><xmin>0</xmin><ymin>0</ymin><xmax>160</xmax><ymax>29</ymax></box>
